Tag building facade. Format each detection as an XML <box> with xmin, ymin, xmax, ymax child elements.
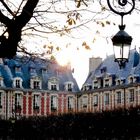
<box><xmin>79</xmin><ymin>49</ymin><xmax>140</xmax><ymax>112</ymax></box>
<box><xmin>0</xmin><ymin>56</ymin><xmax>79</xmax><ymax>119</ymax></box>
<box><xmin>1</xmin><ymin>49</ymin><xmax>140</xmax><ymax>119</ymax></box>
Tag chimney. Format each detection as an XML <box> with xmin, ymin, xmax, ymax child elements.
<box><xmin>89</xmin><ymin>57</ymin><xmax>102</xmax><ymax>73</ymax></box>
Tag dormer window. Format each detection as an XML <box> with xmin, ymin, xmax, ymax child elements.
<box><xmin>30</xmin><ymin>77</ymin><xmax>42</xmax><ymax>89</ymax></box>
<box><xmin>104</xmin><ymin>79</ymin><xmax>110</xmax><ymax>87</ymax></box>
<box><xmin>101</xmin><ymin>67</ymin><xmax>107</xmax><ymax>74</ymax></box>
<box><xmin>33</xmin><ymin>81</ymin><xmax>40</xmax><ymax>89</ymax></box>
<box><xmin>128</xmin><ymin>75</ymin><xmax>139</xmax><ymax>84</ymax></box>
<box><xmin>16</xmin><ymin>79</ymin><xmax>20</xmax><ymax>88</ymax></box>
<box><xmin>130</xmin><ymin>77</ymin><xmax>133</xmax><ymax>83</ymax></box>
<box><xmin>82</xmin><ymin>84</ymin><xmax>92</xmax><ymax>91</ymax></box>
<box><xmin>116</xmin><ymin>78</ymin><xmax>125</xmax><ymax>86</ymax></box>
<box><xmin>51</xmin><ymin>84</ymin><xmax>57</xmax><ymax>90</ymax></box>
<box><xmin>13</xmin><ymin>77</ymin><xmax>22</xmax><ymax>88</ymax></box>
<box><xmin>48</xmin><ymin>77</ymin><xmax>59</xmax><ymax>91</ymax></box>
<box><xmin>93</xmin><ymin>80</ymin><xmax>98</xmax><ymax>89</ymax></box>
<box><xmin>64</xmin><ymin>82</ymin><xmax>74</xmax><ymax>91</ymax></box>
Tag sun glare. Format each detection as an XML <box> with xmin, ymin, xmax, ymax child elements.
<box><xmin>56</xmin><ymin>48</ymin><xmax>72</xmax><ymax>66</ymax></box>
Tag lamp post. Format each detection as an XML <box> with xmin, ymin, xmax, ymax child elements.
<box><xmin>107</xmin><ymin>0</ymin><xmax>135</xmax><ymax>68</ymax></box>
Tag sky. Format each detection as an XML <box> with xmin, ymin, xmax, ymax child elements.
<box><xmin>14</xmin><ymin>0</ymin><xmax>140</xmax><ymax>88</ymax></box>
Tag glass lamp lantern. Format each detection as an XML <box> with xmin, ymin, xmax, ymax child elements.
<box><xmin>112</xmin><ymin>25</ymin><xmax>132</xmax><ymax>68</ymax></box>
<box><xmin>107</xmin><ymin>0</ymin><xmax>135</xmax><ymax>68</ymax></box>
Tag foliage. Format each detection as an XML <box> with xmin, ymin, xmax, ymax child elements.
<box><xmin>0</xmin><ymin>0</ymin><xmax>118</xmax><ymax>58</ymax></box>
<box><xmin>0</xmin><ymin>106</ymin><xmax>140</xmax><ymax>139</ymax></box>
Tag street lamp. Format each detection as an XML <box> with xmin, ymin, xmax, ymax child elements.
<box><xmin>107</xmin><ymin>0</ymin><xmax>135</xmax><ymax>68</ymax></box>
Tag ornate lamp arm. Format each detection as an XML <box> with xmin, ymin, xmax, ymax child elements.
<box><xmin>107</xmin><ymin>0</ymin><xmax>135</xmax><ymax>26</ymax></box>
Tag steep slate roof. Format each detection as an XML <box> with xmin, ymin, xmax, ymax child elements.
<box><xmin>0</xmin><ymin>56</ymin><xmax>79</xmax><ymax>92</ymax></box>
<box><xmin>84</xmin><ymin>49</ymin><xmax>140</xmax><ymax>86</ymax></box>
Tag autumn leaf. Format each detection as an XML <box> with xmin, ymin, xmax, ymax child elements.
<box><xmin>82</xmin><ymin>41</ymin><xmax>91</xmax><ymax>50</ymax></box>
<box><xmin>106</xmin><ymin>21</ymin><xmax>110</xmax><ymax>25</ymax></box>
<box><xmin>56</xmin><ymin>47</ymin><xmax>60</xmax><ymax>51</ymax></box>
<box><xmin>85</xmin><ymin>45</ymin><xmax>91</xmax><ymax>50</ymax></box>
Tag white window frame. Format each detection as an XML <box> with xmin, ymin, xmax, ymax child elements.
<box><xmin>82</xmin><ymin>96</ymin><xmax>88</xmax><ymax>108</ymax></box>
<box><xmin>68</xmin><ymin>96</ymin><xmax>74</xmax><ymax>110</ymax></box>
<box><xmin>129</xmin><ymin>89</ymin><xmax>135</xmax><ymax>102</ymax></box>
<box><xmin>33</xmin><ymin>94</ymin><xmax>40</xmax><ymax>110</ymax></box>
<box><xmin>93</xmin><ymin>95</ymin><xmax>98</xmax><ymax>106</ymax></box>
<box><xmin>13</xmin><ymin>77</ymin><xmax>23</xmax><ymax>88</ymax></box>
<box><xmin>48</xmin><ymin>77</ymin><xmax>59</xmax><ymax>91</ymax></box>
<box><xmin>51</xmin><ymin>95</ymin><xmax>58</xmax><ymax>111</ymax></box>
<box><xmin>104</xmin><ymin>93</ymin><xmax>109</xmax><ymax>105</ymax></box>
<box><xmin>117</xmin><ymin>91</ymin><xmax>122</xmax><ymax>104</ymax></box>
<box><xmin>64</xmin><ymin>81</ymin><xmax>74</xmax><ymax>91</ymax></box>
<box><xmin>30</xmin><ymin>76</ymin><xmax>42</xmax><ymax>89</ymax></box>
<box><xmin>13</xmin><ymin>91</ymin><xmax>23</xmax><ymax>111</ymax></box>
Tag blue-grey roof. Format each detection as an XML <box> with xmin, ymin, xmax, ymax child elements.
<box><xmin>0</xmin><ymin>56</ymin><xmax>79</xmax><ymax>92</ymax></box>
<box><xmin>84</xmin><ymin>49</ymin><xmax>140</xmax><ymax>86</ymax></box>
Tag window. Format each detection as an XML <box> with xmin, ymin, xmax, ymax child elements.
<box><xmin>82</xmin><ymin>96</ymin><xmax>88</xmax><ymax>108</ymax></box>
<box><xmin>68</xmin><ymin>84</ymin><xmax>72</xmax><ymax>91</ymax></box>
<box><xmin>51</xmin><ymin>96</ymin><xmax>57</xmax><ymax>111</ymax></box>
<box><xmin>31</xmin><ymin>77</ymin><xmax>42</xmax><ymax>89</ymax></box>
<box><xmin>104</xmin><ymin>93</ymin><xmax>109</xmax><ymax>105</ymax></box>
<box><xmin>13</xmin><ymin>78</ymin><xmax>22</xmax><ymax>88</ymax></box>
<box><xmin>117</xmin><ymin>92</ymin><xmax>121</xmax><ymax>104</ymax></box>
<box><xmin>0</xmin><ymin>92</ymin><xmax>2</xmax><ymax>108</ymax></box>
<box><xmin>129</xmin><ymin>89</ymin><xmax>134</xmax><ymax>102</ymax></box>
<box><xmin>15</xmin><ymin>93</ymin><xmax>22</xmax><ymax>111</ymax></box>
<box><xmin>64</xmin><ymin>82</ymin><xmax>73</xmax><ymax>91</ymax></box>
<box><xmin>51</xmin><ymin>84</ymin><xmax>57</xmax><ymax>91</ymax></box>
<box><xmin>33</xmin><ymin>94</ymin><xmax>40</xmax><ymax>110</ymax></box>
<box><xmin>130</xmin><ymin>77</ymin><xmax>133</xmax><ymax>84</ymax></box>
<box><xmin>0</xmin><ymin>80</ymin><xmax>3</xmax><ymax>87</ymax></box>
<box><xmin>33</xmin><ymin>81</ymin><xmax>40</xmax><ymax>89</ymax></box>
<box><xmin>93</xmin><ymin>81</ymin><xmax>98</xmax><ymax>89</ymax></box>
<box><xmin>48</xmin><ymin>77</ymin><xmax>59</xmax><ymax>91</ymax></box>
<box><xmin>104</xmin><ymin>79</ymin><xmax>109</xmax><ymax>87</ymax></box>
<box><xmin>68</xmin><ymin>96</ymin><xmax>74</xmax><ymax>110</ymax></box>
<box><xmin>16</xmin><ymin>79</ymin><xmax>20</xmax><ymax>88</ymax></box>
<box><xmin>93</xmin><ymin>95</ymin><xmax>98</xmax><ymax>106</ymax></box>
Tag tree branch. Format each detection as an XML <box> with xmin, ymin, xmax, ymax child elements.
<box><xmin>16</xmin><ymin>0</ymin><xmax>39</xmax><ymax>29</ymax></box>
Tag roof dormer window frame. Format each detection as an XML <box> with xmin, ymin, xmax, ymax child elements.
<box><xmin>93</xmin><ymin>80</ymin><xmax>98</xmax><ymax>89</ymax></box>
<box><xmin>104</xmin><ymin>77</ymin><xmax>110</xmax><ymax>87</ymax></box>
<box><xmin>48</xmin><ymin>77</ymin><xmax>59</xmax><ymax>91</ymax></box>
<box><xmin>30</xmin><ymin>76</ymin><xmax>42</xmax><ymax>89</ymax></box>
<box><xmin>13</xmin><ymin>77</ymin><xmax>23</xmax><ymax>88</ymax></box>
<box><xmin>64</xmin><ymin>81</ymin><xmax>74</xmax><ymax>92</ymax></box>
<box><xmin>116</xmin><ymin>78</ymin><xmax>125</xmax><ymax>86</ymax></box>
<box><xmin>128</xmin><ymin>76</ymin><xmax>136</xmax><ymax>84</ymax></box>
